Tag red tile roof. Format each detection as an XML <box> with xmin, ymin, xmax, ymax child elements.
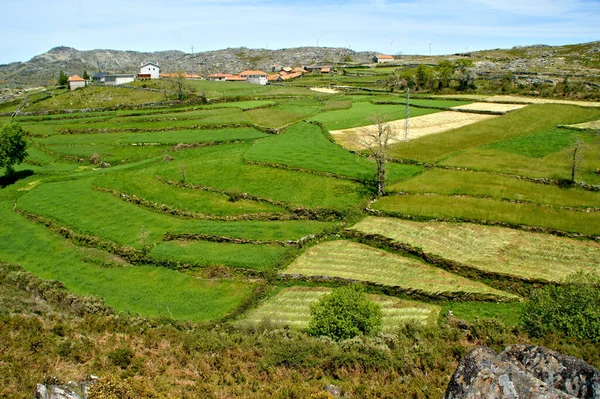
<box><xmin>376</xmin><ymin>54</ymin><xmax>394</xmax><ymax>59</ymax></box>
<box><xmin>68</xmin><ymin>75</ymin><xmax>85</xmax><ymax>82</ymax></box>
<box><xmin>239</xmin><ymin>70</ymin><xmax>267</xmax><ymax>76</ymax></box>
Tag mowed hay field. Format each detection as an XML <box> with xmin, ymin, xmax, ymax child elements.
<box><xmin>350</xmin><ymin>217</ymin><xmax>600</xmax><ymax>281</ymax></box>
<box><xmin>450</xmin><ymin>102</ymin><xmax>527</xmax><ymax>113</ymax></box>
<box><xmin>282</xmin><ymin>240</ymin><xmax>514</xmax><ymax>299</ymax></box>
<box><xmin>238</xmin><ymin>286</ymin><xmax>440</xmax><ymax>331</ymax></box>
<box><xmin>331</xmin><ymin>111</ymin><xmax>497</xmax><ymax>150</ymax></box>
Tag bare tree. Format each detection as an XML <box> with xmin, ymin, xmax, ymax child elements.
<box><xmin>358</xmin><ymin>115</ymin><xmax>396</xmax><ymax>196</ymax></box>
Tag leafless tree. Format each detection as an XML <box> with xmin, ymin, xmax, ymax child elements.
<box><xmin>358</xmin><ymin>114</ymin><xmax>396</xmax><ymax>196</ymax></box>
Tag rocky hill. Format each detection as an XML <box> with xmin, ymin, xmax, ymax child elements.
<box><xmin>0</xmin><ymin>46</ymin><xmax>375</xmax><ymax>87</ymax></box>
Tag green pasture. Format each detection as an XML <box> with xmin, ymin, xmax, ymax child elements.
<box><xmin>441</xmin><ymin>129</ymin><xmax>600</xmax><ymax>184</ymax></box>
<box><xmin>371</xmin><ymin>194</ymin><xmax>600</xmax><ymax>237</ymax></box>
<box><xmin>283</xmin><ymin>240</ymin><xmax>513</xmax><ymax>298</ymax></box>
<box><xmin>16</xmin><ymin>178</ymin><xmax>336</xmax><ymax>248</ymax></box>
<box><xmin>244</xmin><ymin>122</ymin><xmax>423</xmax><ymax>182</ymax></box>
<box><xmin>387</xmin><ymin>104</ymin><xmax>600</xmax><ymax>163</ymax></box>
<box><xmin>154</xmin><ymin>143</ymin><xmax>369</xmax><ymax>211</ymax></box>
<box><xmin>150</xmin><ymin>241</ymin><xmax>296</xmax><ymax>271</ymax></box>
<box><xmin>308</xmin><ymin>101</ymin><xmax>439</xmax><ymax>130</ymax></box>
<box><xmin>370</xmin><ymin>96</ymin><xmax>472</xmax><ymax>108</ymax></box>
<box><xmin>441</xmin><ymin>302</ymin><xmax>524</xmax><ymax>327</ymax></box>
<box><xmin>26</xmin><ymin>86</ymin><xmax>166</xmax><ymax>111</ymax></box>
<box><xmin>351</xmin><ymin>217</ymin><xmax>600</xmax><ymax>281</ymax></box>
<box><xmin>238</xmin><ymin>286</ymin><xmax>440</xmax><ymax>330</ymax></box>
<box><xmin>0</xmin><ymin>199</ymin><xmax>253</xmax><ymax>321</ymax></box>
<box><xmin>94</xmin><ymin>166</ymin><xmax>287</xmax><ymax>217</ymax></box>
<box><xmin>387</xmin><ymin>168</ymin><xmax>600</xmax><ymax>208</ymax></box>
<box><xmin>188</xmin><ymin>80</ymin><xmax>314</xmax><ymax>98</ymax></box>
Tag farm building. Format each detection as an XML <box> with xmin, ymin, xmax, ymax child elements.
<box><xmin>104</xmin><ymin>74</ymin><xmax>135</xmax><ymax>86</ymax></box>
<box><xmin>239</xmin><ymin>70</ymin><xmax>268</xmax><ymax>85</ymax></box>
<box><xmin>139</xmin><ymin>62</ymin><xmax>160</xmax><ymax>79</ymax></box>
<box><xmin>91</xmin><ymin>72</ymin><xmax>109</xmax><ymax>82</ymax></box>
<box><xmin>268</xmin><ymin>74</ymin><xmax>283</xmax><ymax>82</ymax></box>
<box><xmin>320</xmin><ymin>67</ymin><xmax>331</xmax><ymax>73</ymax></box>
<box><xmin>67</xmin><ymin>75</ymin><xmax>86</xmax><ymax>91</ymax></box>
<box><xmin>374</xmin><ymin>54</ymin><xmax>395</xmax><ymax>63</ymax></box>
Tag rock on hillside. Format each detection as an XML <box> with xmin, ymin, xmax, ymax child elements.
<box><xmin>0</xmin><ymin>46</ymin><xmax>375</xmax><ymax>87</ymax></box>
<box><xmin>445</xmin><ymin>345</ymin><xmax>600</xmax><ymax>399</ymax></box>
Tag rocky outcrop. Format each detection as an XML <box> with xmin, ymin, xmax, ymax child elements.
<box><xmin>34</xmin><ymin>376</ymin><xmax>96</xmax><ymax>399</ymax></box>
<box><xmin>445</xmin><ymin>345</ymin><xmax>600</xmax><ymax>399</ymax></box>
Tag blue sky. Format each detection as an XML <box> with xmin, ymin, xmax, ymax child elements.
<box><xmin>1</xmin><ymin>0</ymin><xmax>599</xmax><ymax>64</ymax></box>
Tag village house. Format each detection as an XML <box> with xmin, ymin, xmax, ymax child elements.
<box><xmin>239</xmin><ymin>70</ymin><xmax>268</xmax><ymax>85</ymax></box>
<box><xmin>374</xmin><ymin>54</ymin><xmax>395</xmax><ymax>63</ymax></box>
<box><xmin>91</xmin><ymin>72</ymin><xmax>109</xmax><ymax>83</ymax></box>
<box><xmin>138</xmin><ymin>62</ymin><xmax>160</xmax><ymax>79</ymax></box>
<box><xmin>104</xmin><ymin>74</ymin><xmax>135</xmax><ymax>86</ymax></box>
<box><xmin>67</xmin><ymin>75</ymin><xmax>86</xmax><ymax>91</ymax></box>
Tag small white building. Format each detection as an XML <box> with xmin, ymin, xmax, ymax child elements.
<box><xmin>139</xmin><ymin>62</ymin><xmax>160</xmax><ymax>79</ymax></box>
<box><xmin>374</xmin><ymin>54</ymin><xmax>395</xmax><ymax>63</ymax></box>
<box><xmin>104</xmin><ymin>74</ymin><xmax>135</xmax><ymax>85</ymax></box>
<box><xmin>239</xmin><ymin>70</ymin><xmax>268</xmax><ymax>85</ymax></box>
<box><xmin>67</xmin><ymin>75</ymin><xmax>86</xmax><ymax>91</ymax></box>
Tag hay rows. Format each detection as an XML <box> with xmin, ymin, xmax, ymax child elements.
<box><xmin>282</xmin><ymin>240</ymin><xmax>511</xmax><ymax>297</ymax></box>
<box><xmin>450</xmin><ymin>102</ymin><xmax>527</xmax><ymax>113</ymax></box>
<box><xmin>239</xmin><ymin>286</ymin><xmax>440</xmax><ymax>330</ymax></box>
<box><xmin>350</xmin><ymin>217</ymin><xmax>600</xmax><ymax>281</ymax></box>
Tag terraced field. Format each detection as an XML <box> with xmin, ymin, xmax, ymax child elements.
<box><xmin>1</xmin><ymin>82</ymin><xmax>598</xmax><ymax>328</ymax></box>
<box><xmin>350</xmin><ymin>217</ymin><xmax>600</xmax><ymax>281</ymax></box>
<box><xmin>239</xmin><ymin>286</ymin><xmax>440</xmax><ymax>330</ymax></box>
<box><xmin>282</xmin><ymin>240</ymin><xmax>514</xmax><ymax>299</ymax></box>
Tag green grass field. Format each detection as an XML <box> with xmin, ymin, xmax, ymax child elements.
<box><xmin>0</xmin><ymin>199</ymin><xmax>252</xmax><ymax>321</ymax></box>
<box><xmin>387</xmin><ymin>104</ymin><xmax>600</xmax><ymax>163</ymax></box>
<box><xmin>386</xmin><ymin>168</ymin><xmax>600</xmax><ymax>208</ymax></box>
<box><xmin>238</xmin><ymin>286</ymin><xmax>440</xmax><ymax>330</ymax></box>
<box><xmin>350</xmin><ymin>217</ymin><xmax>600</xmax><ymax>281</ymax></box>
<box><xmin>283</xmin><ymin>240</ymin><xmax>514</xmax><ymax>298</ymax></box>
<box><xmin>244</xmin><ymin>122</ymin><xmax>423</xmax><ymax>182</ymax></box>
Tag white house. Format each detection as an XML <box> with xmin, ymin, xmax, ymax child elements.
<box><xmin>67</xmin><ymin>75</ymin><xmax>86</xmax><ymax>91</ymax></box>
<box><xmin>239</xmin><ymin>70</ymin><xmax>268</xmax><ymax>85</ymax></box>
<box><xmin>139</xmin><ymin>62</ymin><xmax>160</xmax><ymax>79</ymax></box>
<box><xmin>104</xmin><ymin>74</ymin><xmax>135</xmax><ymax>85</ymax></box>
<box><xmin>374</xmin><ymin>54</ymin><xmax>395</xmax><ymax>63</ymax></box>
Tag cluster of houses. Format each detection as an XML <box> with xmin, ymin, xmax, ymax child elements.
<box><xmin>207</xmin><ymin>64</ymin><xmax>334</xmax><ymax>86</ymax></box>
<box><xmin>65</xmin><ymin>54</ymin><xmax>396</xmax><ymax>90</ymax></box>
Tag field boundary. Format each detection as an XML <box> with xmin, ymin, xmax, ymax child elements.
<box><xmin>162</xmin><ymin>231</ymin><xmax>325</xmax><ymax>248</ymax></box>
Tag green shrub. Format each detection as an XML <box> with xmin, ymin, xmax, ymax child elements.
<box><xmin>308</xmin><ymin>284</ymin><xmax>382</xmax><ymax>341</ymax></box>
<box><xmin>521</xmin><ymin>271</ymin><xmax>600</xmax><ymax>341</ymax></box>
<box><xmin>107</xmin><ymin>348</ymin><xmax>134</xmax><ymax>368</ymax></box>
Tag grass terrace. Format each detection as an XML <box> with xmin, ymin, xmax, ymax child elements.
<box><xmin>238</xmin><ymin>286</ymin><xmax>440</xmax><ymax>330</ymax></box>
<box><xmin>282</xmin><ymin>240</ymin><xmax>514</xmax><ymax>299</ymax></box>
<box><xmin>350</xmin><ymin>217</ymin><xmax>600</xmax><ymax>281</ymax></box>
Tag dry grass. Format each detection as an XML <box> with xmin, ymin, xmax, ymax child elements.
<box><xmin>485</xmin><ymin>95</ymin><xmax>600</xmax><ymax>107</ymax></box>
<box><xmin>451</xmin><ymin>102</ymin><xmax>528</xmax><ymax>113</ymax></box>
<box><xmin>330</xmin><ymin>111</ymin><xmax>497</xmax><ymax>150</ymax></box>
<box><xmin>567</xmin><ymin>120</ymin><xmax>600</xmax><ymax>130</ymax></box>
<box><xmin>282</xmin><ymin>240</ymin><xmax>513</xmax><ymax>298</ymax></box>
<box><xmin>350</xmin><ymin>217</ymin><xmax>600</xmax><ymax>281</ymax></box>
<box><xmin>310</xmin><ymin>87</ymin><xmax>340</xmax><ymax>94</ymax></box>
<box><xmin>238</xmin><ymin>286</ymin><xmax>440</xmax><ymax>331</ymax></box>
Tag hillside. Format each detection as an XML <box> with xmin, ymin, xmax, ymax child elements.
<box><xmin>0</xmin><ymin>46</ymin><xmax>375</xmax><ymax>87</ymax></box>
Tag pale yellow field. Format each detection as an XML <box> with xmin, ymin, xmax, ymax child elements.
<box><xmin>330</xmin><ymin>111</ymin><xmax>497</xmax><ymax>150</ymax></box>
<box><xmin>486</xmin><ymin>95</ymin><xmax>600</xmax><ymax>108</ymax></box>
<box><xmin>310</xmin><ymin>87</ymin><xmax>340</xmax><ymax>94</ymax></box>
<box><xmin>282</xmin><ymin>240</ymin><xmax>514</xmax><ymax>298</ymax></box>
<box><xmin>237</xmin><ymin>286</ymin><xmax>440</xmax><ymax>331</ymax></box>
<box><xmin>350</xmin><ymin>217</ymin><xmax>600</xmax><ymax>281</ymax></box>
<box><xmin>567</xmin><ymin>119</ymin><xmax>600</xmax><ymax>130</ymax></box>
<box><xmin>451</xmin><ymin>102</ymin><xmax>527</xmax><ymax>113</ymax></box>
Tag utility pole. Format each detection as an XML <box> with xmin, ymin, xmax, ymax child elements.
<box><xmin>404</xmin><ymin>87</ymin><xmax>410</xmax><ymax>142</ymax></box>
<box><xmin>190</xmin><ymin>45</ymin><xmax>194</xmax><ymax>78</ymax></box>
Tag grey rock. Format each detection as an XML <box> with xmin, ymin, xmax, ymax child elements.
<box><xmin>503</xmin><ymin>345</ymin><xmax>600</xmax><ymax>399</ymax></box>
<box><xmin>444</xmin><ymin>346</ymin><xmax>575</xmax><ymax>399</ymax></box>
<box><xmin>325</xmin><ymin>383</ymin><xmax>342</xmax><ymax>397</ymax></box>
<box><xmin>34</xmin><ymin>384</ymin><xmax>81</xmax><ymax>399</ymax></box>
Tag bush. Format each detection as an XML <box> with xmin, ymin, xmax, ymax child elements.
<box><xmin>308</xmin><ymin>284</ymin><xmax>382</xmax><ymax>341</ymax></box>
<box><xmin>107</xmin><ymin>348</ymin><xmax>134</xmax><ymax>368</ymax></box>
<box><xmin>521</xmin><ymin>271</ymin><xmax>600</xmax><ymax>341</ymax></box>
<box><xmin>0</xmin><ymin>123</ymin><xmax>28</xmax><ymax>176</ymax></box>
